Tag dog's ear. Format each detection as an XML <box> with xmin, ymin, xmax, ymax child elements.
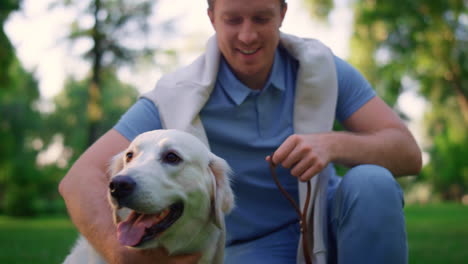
<box><xmin>109</xmin><ymin>151</ymin><xmax>125</xmax><ymax>176</ymax></box>
<box><xmin>208</xmin><ymin>153</ymin><xmax>234</xmax><ymax>229</ymax></box>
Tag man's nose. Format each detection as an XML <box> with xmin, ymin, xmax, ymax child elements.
<box><xmin>238</xmin><ymin>22</ymin><xmax>258</xmax><ymax>45</ymax></box>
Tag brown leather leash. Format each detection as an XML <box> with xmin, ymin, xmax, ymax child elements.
<box><xmin>268</xmin><ymin>157</ymin><xmax>314</xmax><ymax>264</ymax></box>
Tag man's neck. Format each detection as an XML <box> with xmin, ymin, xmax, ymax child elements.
<box><xmin>235</xmin><ymin>65</ymin><xmax>273</xmax><ymax>91</ymax></box>
<box><xmin>239</xmin><ymin>75</ymin><xmax>268</xmax><ymax>90</ymax></box>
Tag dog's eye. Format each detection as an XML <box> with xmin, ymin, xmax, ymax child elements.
<box><xmin>125</xmin><ymin>151</ymin><xmax>134</xmax><ymax>163</ymax></box>
<box><xmin>163</xmin><ymin>152</ymin><xmax>182</xmax><ymax>165</ymax></box>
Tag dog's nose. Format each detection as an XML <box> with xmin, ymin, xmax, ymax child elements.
<box><xmin>109</xmin><ymin>175</ymin><xmax>136</xmax><ymax>199</ymax></box>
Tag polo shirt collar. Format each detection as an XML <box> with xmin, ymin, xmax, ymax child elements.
<box><xmin>218</xmin><ymin>48</ymin><xmax>286</xmax><ymax>106</ymax></box>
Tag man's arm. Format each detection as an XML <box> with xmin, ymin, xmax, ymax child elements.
<box><xmin>332</xmin><ymin>96</ymin><xmax>422</xmax><ymax>175</ymax></box>
<box><xmin>59</xmin><ymin>129</ymin><xmax>200</xmax><ymax>263</ymax></box>
<box><xmin>270</xmin><ymin>97</ymin><xmax>422</xmax><ymax>181</ymax></box>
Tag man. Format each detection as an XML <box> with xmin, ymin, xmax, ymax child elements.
<box><xmin>59</xmin><ymin>0</ymin><xmax>422</xmax><ymax>263</ymax></box>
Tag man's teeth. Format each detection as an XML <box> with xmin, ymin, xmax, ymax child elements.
<box><xmin>240</xmin><ymin>49</ymin><xmax>258</xmax><ymax>55</ymax></box>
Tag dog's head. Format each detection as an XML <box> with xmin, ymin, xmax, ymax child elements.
<box><xmin>108</xmin><ymin>129</ymin><xmax>234</xmax><ymax>251</ymax></box>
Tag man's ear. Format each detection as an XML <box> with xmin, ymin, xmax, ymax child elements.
<box><xmin>207</xmin><ymin>8</ymin><xmax>215</xmax><ymax>27</ymax></box>
<box><xmin>280</xmin><ymin>3</ymin><xmax>288</xmax><ymax>27</ymax></box>
<box><xmin>208</xmin><ymin>153</ymin><xmax>235</xmax><ymax>228</ymax></box>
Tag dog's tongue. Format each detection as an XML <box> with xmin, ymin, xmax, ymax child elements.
<box><xmin>117</xmin><ymin>212</ymin><xmax>160</xmax><ymax>247</ymax></box>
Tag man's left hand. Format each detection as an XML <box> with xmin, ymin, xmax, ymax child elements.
<box><xmin>266</xmin><ymin>134</ymin><xmax>331</xmax><ymax>182</ymax></box>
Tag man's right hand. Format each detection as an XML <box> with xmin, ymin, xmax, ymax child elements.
<box><xmin>115</xmin><ymin>247</ymin><xmax>201</xmax><ymax>264</ymax></box>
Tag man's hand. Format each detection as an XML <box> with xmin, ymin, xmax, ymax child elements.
<box><xmin>115</xmin><ymin>247</ymin><xmax>202</xmax><ymax>264</ymax></box>
<box><xmin>267</xmin><ymin>134</ymin><xmax>331</xmax><ymax>182</ymax></box>
<box><xmin>267</xmin><ymin>97</ymin><xmax>422</xmax><ymax>179</ymax></box>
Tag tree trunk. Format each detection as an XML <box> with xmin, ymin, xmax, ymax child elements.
<box><xmin>87</xmin><ymin>0</ymin><xmax>103</xmax><ymax>147</ymax></box>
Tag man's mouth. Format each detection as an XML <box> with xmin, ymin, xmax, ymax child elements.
<box><xmin>239</xmin><ymin>48</ymin><xmax>260</xmax><ymax>55</ymax></box>
<box><xmin>117</xmin><ymin>202</ymin><xmax>184</xmax><ymax>247</ymax></box>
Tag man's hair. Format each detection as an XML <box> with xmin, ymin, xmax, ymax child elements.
<box><xmin>207</xmin><ymin>0</ymin><xmax>287</xmax><ymax>10</ymax></box>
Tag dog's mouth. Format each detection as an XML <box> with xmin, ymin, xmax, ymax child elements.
<box><xmin>117</xmin><ymin>202</ymin><xmax>184</xmax><ymax>247</ymax></box>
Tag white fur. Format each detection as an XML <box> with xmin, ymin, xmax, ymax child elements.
<box><xmin>64</xmin><ymin>129</ymin><xmax>234</xmax><ymax>264</ymax></box>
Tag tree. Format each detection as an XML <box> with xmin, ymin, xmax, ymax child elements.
<box><xmin>303</xmin><ymin>0</ymin><xmax>467</xmax><ymax>199</ymax></box>
<box><xmin>0</xmin><ymin>0</ymin><xmax>19</xmax><ymax>87</ymax></box>
<box><xmin>52</xmin><ymin>0</ymin><xmax>158</xmax><ymax>146</ymax></box>
<box><xmin>0</xmin><ymin>0</ymin><xmax>45</xmax><ymax>216</ymax></box>
<box><xmin>46</xmin><ymin>67</ymin><xmax>138</xmax><ymax>160</ymax></box>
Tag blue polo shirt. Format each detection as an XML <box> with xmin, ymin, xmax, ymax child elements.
<box><xmin>114</xmin><ymin>45</ymin><xmax>375</xmax><ymax>247</ymax></box>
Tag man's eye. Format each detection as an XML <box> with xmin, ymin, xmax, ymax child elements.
<box><xmin>254</xmin><ymin>17</ymin><xmax>269</xmax><ymax>24</ymax></box>
<box><xmin>163</xmin><ymin>152</ymin><xmax>182</xmax><ymax>165</ymax></box>
<box><xmin>125</xmin><ymin>151</ymin><xmax>134</xmax><ymax>163</ymax></box>
<box><xmin>225</xmin><ymin>17</ymin><xmax>242</xmax><ymax>25</ymax></box>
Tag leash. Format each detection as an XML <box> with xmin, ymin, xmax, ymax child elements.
<box><xmin>268</xmin><ymin>156</ymin><xmax>314</xmax><ymax>264</ymax></box>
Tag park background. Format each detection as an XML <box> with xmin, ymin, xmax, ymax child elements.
<box><xmin>1</xmin><ymin>0</ymin><xmax>467</xmax><ymax>263</ymax></box>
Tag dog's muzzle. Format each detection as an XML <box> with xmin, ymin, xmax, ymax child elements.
<box><xmin>109</xmin><ymin>176</ymin><xmax>185</xmax><ymax>247</ymax></box>
<box><xmin>116</xmin><ymin>202</ymin><xmax>185</xmax><ymax>247</ymax></box>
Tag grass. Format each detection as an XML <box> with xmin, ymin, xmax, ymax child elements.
<box><xmin>0</xmin><ymin>216</ymin><xmax>78</xmax><ymax>264</ymax></box>
<box><xmin>0</xmin><ymin>204</ymin><xmax>467</xmax><ymax>263</ymax></box>
<box><xmin>405</xmin><ymin>203</ymin><xmax>468</xmax><ymax>264</ymax></box>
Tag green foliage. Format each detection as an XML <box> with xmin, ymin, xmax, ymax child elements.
<box><xmin>303</xmin><ymin>0</ymin><xmax>334</xmax><ymax>20</ymax></box>
<box><xmin>45</xmin><ymin>67</ymin><xmax>138</xmax><ymax>160</ymax></box>
<box><xmin>350</xmin><ymin>0</ymin><xmax>468</xmax><ymax>199</ymax></box>
<box><xmin>304</xmin><ymin>0</ymin><xmax>468</xmax><ymax>199</ymax></box>
<box><xmin>351</xmin><ymin>0</ymin><xmax>466</xmax><ymax>104</ymax></box>
<box><xmin>421</xmin><ymin>97</ymin><xmax>468</xmax><ymax>199</ymax></box>
<box><xmin>0</xmin><ymin>0</ymin><xmax>21</xmax><ymax>86</ymax></box>
<box><xmin>0</xmin><ymin>61</ymin><xmax>53</xmax><ymax>216</ymax></box>
<box><xmin>62</xmin><ymin>0</ymin><xmax>155</xmax><ymax>66</ymax></box>
<box><xmin>1</xmin><ymin>0</ymin><xmax>142</xmax><ymax>216</ymax></box>
<box><xmin>0</xmin><ymin>65</ymin><xmax>136</xmax><ymax>216</ymax></box>
<box><xmin>51</xmin><ymin>0</ymin><xmax>160</xmax><ymax>145</ymax></box>
<box><xmin>0</xmin><ymin>43</ymin><xmax>43</xmax><ymax>216</ymax></box>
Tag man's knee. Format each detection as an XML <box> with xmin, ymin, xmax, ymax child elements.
<box><xmin>341</xmin><ymin>164</ymin><xmax>401</xmax><ymax>200</ymax></box>
<box><xmin>331</xmin><ymin>165</ymin><xmax>408</xmax><ymax>264</ymax></box>
<box><xmin>333</xmin><ymin>164</ymin><xmax>405</xmax><ymax>217</ymax></box>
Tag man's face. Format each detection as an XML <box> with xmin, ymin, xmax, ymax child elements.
<box><xmin>208</xmin><ymin>0</ymin><xmax>287</xmax><ymax>89</ymax></box>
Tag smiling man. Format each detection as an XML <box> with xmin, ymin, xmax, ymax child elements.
<box><xmin>59</xmin><ymin>0</ymin><xmax>422</xmax><ymax>263</ymax></box>
<box><xmin>208</xmin><ymin>0</ymin><xmax>287</xmax><ymax>90</ymax></box>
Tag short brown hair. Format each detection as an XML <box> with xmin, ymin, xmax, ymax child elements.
<box><xmin>207</xmin><ymin>0</ymin><xmax>287</xmax><ymax>11</ymax></box>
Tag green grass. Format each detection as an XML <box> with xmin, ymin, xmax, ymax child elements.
<box><xmin>0</xmin><ymin>216</ymin><xmax>78</xmax><ymax>264</ymax></box>
<box><xmin>405</xmin><ymin>203</ymin><xmax>468</xmax><ymax>264</ymax></box>
<box><xmin>0</xmin><ymin>204</ymin><xmax>467</xmax><ymax>263</ymax></box>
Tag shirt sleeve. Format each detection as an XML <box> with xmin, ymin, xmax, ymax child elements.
<box><xmin>113</xmin><ymin>97</ymin><xmax>163</xmax><ymax>141</ymax></box>
<box><xmin>334</xmin><ymin>55</ymin><xmax>376</xmax><ymax>123</ymax></box>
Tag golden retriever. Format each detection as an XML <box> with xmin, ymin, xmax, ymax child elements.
<box><xmin>64</xmin><ymin>129</ymin><xmax>234</xmax><ymax>264</ymax></box>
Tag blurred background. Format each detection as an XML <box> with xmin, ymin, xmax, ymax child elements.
<box><xmin>0</xmin><ymin>0</ymin><xmax>467</xmax><ymax>263</ymax></box>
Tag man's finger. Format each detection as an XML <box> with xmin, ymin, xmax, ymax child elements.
<box><xmin>299</xmin><ymin>162</ymin><xmax>324</xmax><ymax>182</ymax></box>
<box><xmin>290</xmin><ymin>154</ymin><xmax>315</xmax><ymax>177</ymax></box>
<box><xmin>272</xmin><ymin>135</ymin><xmax>299</xmax><ymax>165</ymax></box>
